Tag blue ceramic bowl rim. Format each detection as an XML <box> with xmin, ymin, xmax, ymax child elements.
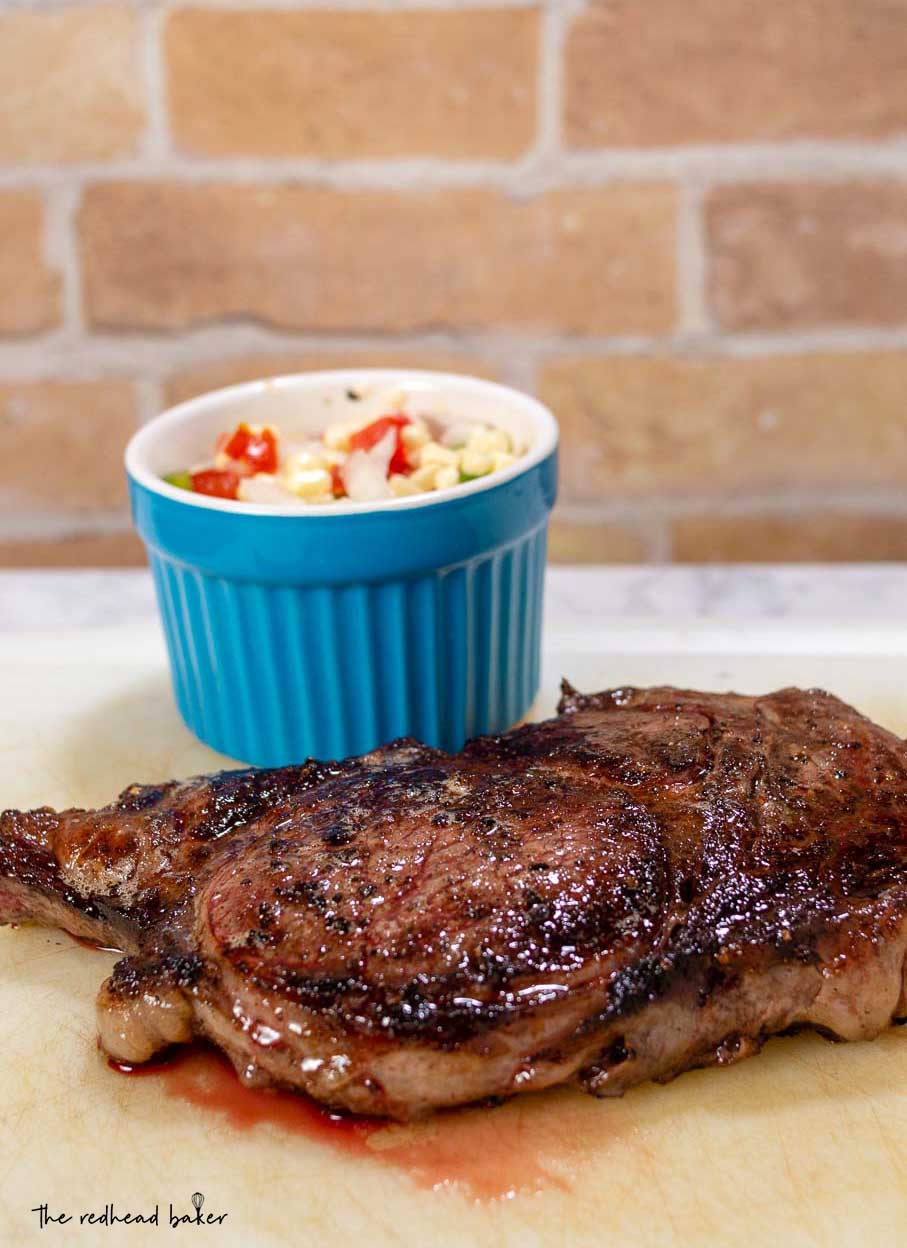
<box><xmin>125</xmin><ymin>368</ymin><xmax>559</xmax><ymax>519</ymax></box>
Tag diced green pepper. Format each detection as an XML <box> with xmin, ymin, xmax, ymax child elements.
<box><xmin>164</xmin><ymin>471</ymin><xmax>194</xmax><ymax>491</ymax></box>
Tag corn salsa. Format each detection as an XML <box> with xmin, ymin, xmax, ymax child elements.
<box><xmin>164</xmin><ymin>390</ymin><xmax>524</xmax><ymax>505</ymax></box>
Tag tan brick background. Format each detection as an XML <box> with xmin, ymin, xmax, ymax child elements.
<box><xmin>2</xmin><ymin>0</ymin><xmax>907</xmax><ymax>566</ymax></box>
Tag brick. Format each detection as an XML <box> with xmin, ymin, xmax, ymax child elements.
<box><xmin>166</xmin><ymin>9</ymin><xmax>537</xmax><ymax>160</ymax></box>
<box><xmin>548</xmin><ymin>516</ymin><xmax>648</xmax><ymax>563</ymax></box>
<box><xmin>672</xmin><ymin>513</ymin><xmax>907</xmax><ymax>562</ymax></box>
<box><xmin>0</xmin><ymin>193</ymin><xmax>61</xmax><ymax>334</ymax></box>
<box><xmin>540</xmin><ymin>353</ymin><xmax>907</xmax><ymax>504</ymax></box>
<box><xmin>0</xmin><ymin>7</ymin><xmax>143</xmax><ymax>162</ymax></box>
<box><xmin>0</xmin><ymin>382</ymin><xmax>137</xmax><ymax>512</ymax></box>
<box><xmin>566</xmin><ymin>0</ymin><xmax>907</xmax><ymax>148</ymax></box>
<box><xmin>0</xmin><ymin>532</ymin><xmax>146</xmax><ymax>567</ymax></box>
<box><xmin>707</xmin><ymin>183</ymin><xmax>907</xmax><ymax>331</ymax></box>
<box><xmin>80</xmin><ymin>182</ymin><xmax>676</xmax><ymax>334</ymax></box>
<box><xmin>165</xmin><ymin>352</ymin><xmax>499</xmax><ymax>408</ymax></box>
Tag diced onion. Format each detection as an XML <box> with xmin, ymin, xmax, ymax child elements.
<box><xmin>341</xmin><ymin>450</ymin><xmax>393</xmax><ymax>501</ymax></box>
<box><xmin>238</xmin><ymin>474</ymin><xmax>299</xmax><ymax>504</ymax></box>
<box><xmin>368</xmin><ymin>427</ymin><xmax>398</xmax><ymax>477</ymax></box>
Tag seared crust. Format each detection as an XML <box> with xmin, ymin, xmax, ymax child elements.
<box><xmin>3</xmin><ymin>684</ymin><xmax>907</xmax><ymax>1118</ymax></box>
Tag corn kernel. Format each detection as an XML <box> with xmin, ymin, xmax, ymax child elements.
<box><xmin>467</xmin><ymin>426</ymin><xmax>511</xmax><ymax>457</ymax></box>
<box><xmin>460</xmin><ymin>449</ymin><xmax>493</xmax><ymax>479</ymax></box>
<box><xmin>388</xmin><ymin>473</ymin><xmax>420</xmax><ymax>497</ymax></box>
<box><xmin>283</xmin><ymin>447</ymin><xmax>327</xmax><ymax>472</ymax></box>
<box><xmin>434</xmin><ymin>464</ymin><xmax>459</xmax><ymax>491</ymax></box>
<box><xmin>284</xmin><ymin>456</ymin><xmax>334</xmax><ymax>499</ymax></box>
<box><xmin>490</xmin><ymin>451</ymin><xmax>516</xmax><ymax>472</ymax></box>
<box><xmin>322</xmin><ymin>419</ymin><xmax>365</xmax><ymax>453</ymax></box>
<box><xmin>419</xmin><ymin>441</ymin><xmax>459</xmax><ymax>468</ymax></box>
<box><xmin>400</xmin><ymin>421</ymin><xmax>430</xmax><ymax>452</ymax></box>
<box><xmin>410</xmin><ymin>464</ymin><xmax>439</xmax><ymax>490</ymax></box>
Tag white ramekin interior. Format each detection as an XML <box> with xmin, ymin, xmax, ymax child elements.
<box><xmin>125</xmin><ymin>369</ymin><xmax>559</xmax><ymax>517</ymax></box>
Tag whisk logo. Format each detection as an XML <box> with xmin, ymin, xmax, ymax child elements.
<box><xmin>169</xmin><ymin>1191</ymin><xmax>228</xmax><ymax>1228</ymax></box>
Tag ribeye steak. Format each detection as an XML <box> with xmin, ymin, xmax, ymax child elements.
<box><xmin>2</xmin><ymin>684</ymin><xmax>907</xmax><ymax>1119</ymax></box>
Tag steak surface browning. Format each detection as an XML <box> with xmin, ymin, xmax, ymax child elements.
<box><xmin>2</xmin><ymin>684</ymin><xmax>907</xmax><ymax>1119</ymax></box>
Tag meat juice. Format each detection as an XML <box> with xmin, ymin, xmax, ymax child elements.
<box><xmin>109</xmin><ymin>1044</ymin><xmax>589</xmax><ymax>1201</ymax></box>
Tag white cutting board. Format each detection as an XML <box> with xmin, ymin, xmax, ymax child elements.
<box><xmin>2</xmin><ymin>620</ymin><xmax>907</xmax><ymax>1248</ymax></box>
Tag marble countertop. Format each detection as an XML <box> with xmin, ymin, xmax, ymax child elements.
<box><xmin>1</xmin><ymin>564</ymin><xmax>905</xmax><ymax>634</ymax></box>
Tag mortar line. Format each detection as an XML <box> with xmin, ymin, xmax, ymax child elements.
<box><xmin>2</xmin><ymin>141</ymin><xmax>907</xmax><ymax>193</ymax></box>
<box><xmin>158</xmin><ymin>0</ymin><xmax>541</xmax><ymax>10</ymax></box>
<box><xmin>42</xmin><ymin>186</ymin><xmax>83</xmax><ymax>336</ymax></box>
<box><xmin>0</xmin><ymin>511</ymin><xmax>136</xmax><ymax>543</ymax></box>
<box><xmin>553</xmin><ymin>493</ymin><xmax>907</xmax><ymax>523</ymax></box>
<box><xmin>675</xmin><ymin>181</ymin><xmax>712</xmax><ymax>337</ymax></box>
<box><xmin>138</xmin><ymin>3</ymin><xmax>170</xmax><ymax>161</ymax></box>
<box><xmin>1</xmin><ymin>323</ymin><xmax>907</xmax><ymax>381</ymax></box>
<box><xmin>8</xmin><ymin>492</ymin><xmax>907</xmax><ymax>548</ymax></box>
<box><xmin>647</xmin><ymin>519</ymin><xmax>673</xmax><ymax>563</ymax></box>
<box><xmin>135</xmin><ymin>376</ymin><xmax>165</xmax><ymax>425</ymax></box>
<box><xmin>0</xmin><ymin>0</ymin><xmax>541</xmax><ymax>11</ymax></box>
<box><xmin>533</xmin><ymin>0</ymin><xmax>569</xmax><ymax>165</ymax></box>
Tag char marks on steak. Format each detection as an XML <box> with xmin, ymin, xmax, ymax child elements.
<box><xmin>2</xmin><ymin>684</ymin><xmax>907</xmax><ymax>1119</ymax></box>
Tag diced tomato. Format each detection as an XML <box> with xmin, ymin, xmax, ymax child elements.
<box><xmin>348</xmin><ymin>414</ymin><xmax>411</xmax><ymax>476</ymax></box>
<box><xmin>388</xmin><ymin>441</ymin><xmax>410</xmax><ymax>476</ymax></box>
<box><xmin>218</xmin><ymin>423</ymin><xmax>279</xmax><ymax>476</ymax></box>
<box><xmin>220</xmin><ymin>423</ymin><xmax>252</xmax><ymax>461</ymax></box>
<box><xmin>191</xmin><ymin>469</ymin><xmax>240</xmax><ymax>500</ymax></box>
<box><xmin>245</xmin><ymin>427</ymin><xmax>278</xmax><ymax>474</ymax></box>
<box><xmin>348</xmin><ymin>414</ymin><xmax>409</xmax><ymax>453</ymax></box>
<box><xmin>329</xmin><ymin>464</ymin><xmax>346</xmax><ymax>498</ymax></box>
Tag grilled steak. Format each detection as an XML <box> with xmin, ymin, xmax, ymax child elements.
<box><xmin>2</xmin><ymin>684</ymin><xmax>907</xmax><ymax>1120</ymax></box>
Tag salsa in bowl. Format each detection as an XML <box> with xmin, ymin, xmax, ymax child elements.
<box><xmin>134</xmin><ymin>371</ymin><xmax>552</xmax><ymax>517</ymax></box>
<box><xmin>164</xmin><ymin>383</ymin><xmax>526</xmax><ymax>505</ymax></box>
<box><xmin>126</xmin><ymin>370</ymin><xmax>558</xmax><ymax>766</ymax></box>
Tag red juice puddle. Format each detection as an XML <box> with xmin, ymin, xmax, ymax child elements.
<box><xmin>123</xmin><ymin>1046</ymin><xmax>380</xmax><ymax>1161</ymax></box>
<box><xmin>109</xmin><ymin>1044</ymin><xmax>599</xmax><ymax>1201</ymax></box>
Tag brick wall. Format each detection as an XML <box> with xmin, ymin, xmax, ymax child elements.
<box><xmin>2</xmin><ymin>0</ymin><xmax>907</xmax><ymax>566</ymax></box>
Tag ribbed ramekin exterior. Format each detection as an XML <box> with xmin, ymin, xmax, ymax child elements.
<box><xmin>147</xmin><ymin>523</ymin><xmax>548</xmax><ymax>765</ymax></box>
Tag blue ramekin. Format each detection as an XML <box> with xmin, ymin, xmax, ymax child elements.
<box><xmin>126</xmin><ymin>369</ymin><xmax>558</xmax><ymax>766</ymax></box>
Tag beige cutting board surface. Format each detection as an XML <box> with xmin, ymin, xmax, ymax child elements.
<box><xmin>2</xmin><ymin>622</ymin><xmax>907</xmax><ymax>1248</ymax></box>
